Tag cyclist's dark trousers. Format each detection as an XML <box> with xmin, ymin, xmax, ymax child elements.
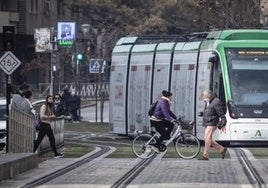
<box><xmin>33</xmin><ymin>122</ymin><xmax>57</xmax><ymax>155</ymax></box>
<box><xmin>151</xmin><ymin>120</ymin><xmax>174</xmax><ymax>147</ymax></box>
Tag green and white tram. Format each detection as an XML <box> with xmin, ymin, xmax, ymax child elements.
<box><xmin>109</xmin><ymin>30</ymin><xmax>268</xmax><ymax>146</ymax></box>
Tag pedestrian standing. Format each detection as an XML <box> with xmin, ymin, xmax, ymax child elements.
<box><xmin>68</xmin><ymin>89</ymin><xmax>80</xmax><ymax>123</ymax></box>
<box><xmin>198</xmin><ymin>90</ymin><xmax>227</xmax><ymax>160</ymax></box>
<box><xmin>61</xmin><ymin>86</ymin><xmax>71</xmax><ymax>115</ymax></box>
<box><xmin>33</xmin><ymin>95</ymin><xmax>64</xmax><ymax>158</ymax></box>
<box><xmin>21</xmin><ymin>90</ymin><xmax>35</xmax><ymax>116</ymax></box>
<box><xmin>53</xmin><ymin>93</ymin><xmax>67</xmax><ymax>117</ymax></box>
<box><xmin>11</xmin><ymin>83</ymin><xmax>30</xmax><ymax>110</ymax></box>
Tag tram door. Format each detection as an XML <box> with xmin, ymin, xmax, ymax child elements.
<box><xmin>171</xmin><ymin>42</ymin><xmax>201</xmax><ymax>121</ymax></box>
<box><xmin>195</xmin><ymin>51</ymin><xmax>214</xmax><ymax>139</ymax></box>
<box><xmin>152</xmin><ymin>43</ymin><xmax>175</xmax><ymax>103</ymax></box>
<box><xmin>209</xmin><ymin>52</ymin><xmax>228</xmax><ymax>140</ymax></box>
<box><xmin>109</xmin><ymin>45</ymin><xmax>133</xmax><ymax>135</ymax></box>
<box><xmin>127</xmin><ymin>44</ymin><xmax>156</xmax><ymax>134</ymax></box>
<box><xmin>195</xmin><ymin>51</ymin><xmax>228</xmax><ymax>140</ymax></box>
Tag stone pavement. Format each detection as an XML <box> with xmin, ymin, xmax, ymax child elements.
<box><xmin>1</xmin><ymin>148</ymin><xmax>268</xmax><ymax>188</ymax></box>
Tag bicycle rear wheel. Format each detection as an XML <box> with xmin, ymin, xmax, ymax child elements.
<box><xmin>175</xmin><ymin>133</ymin><xmax>200</xmax><ymax>159</ymax></box>
<box><xmin>132</xmin><ymin>134</ymin><xmax>157</xmax><ymax>159</ymax></box>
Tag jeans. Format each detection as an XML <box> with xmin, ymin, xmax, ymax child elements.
<box><xmin>33</xmin><ymin>122</ymin><xmax>58</xmax><ymax>155</ymax></box>
<box><xmin>150</xmin><ymin>120</ymin><xmax>174</xmax><ymax>147</ymax></box>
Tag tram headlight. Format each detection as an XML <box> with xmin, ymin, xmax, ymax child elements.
<box><xmin>227</xmin><ymin>100</ymin><xmax>238</xmax><ymax>119</ymax></box>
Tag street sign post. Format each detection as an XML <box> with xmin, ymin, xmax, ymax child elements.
<box><xmin>0</xmin><ymin>51</ymin><xmax>21</xmax><ymax>75</ymax></box>
<box><xmin>89</xmin><ymin>59</ymin><xmax>105</xmax><ymax>73</ymax></box>
<box><xmin>0</xmin><ymin>51</ymin><xmax>21</xmax><ymax>153</ymax></box>
<box><xmin>89</xmin><ymin>59</ymin><xmax>106</xmax><ymax>122</ymax></box>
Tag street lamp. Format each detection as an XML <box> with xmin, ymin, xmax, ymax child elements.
<box><xmin>81</xmin><ymin>24</ymin><xmax>91</xmax><ymax>38</ymax></box>
<box><xmin>81</xmin><ymin>23</ymin><xmax>91</xmax><ymax>59</ymax></box>
<box><xmin>81</xmin><ymin>24</ymin><xmax>100</xmax><ymax>122</ymax></box>
<box><xmin>76</xmin><ymin>24</ymin><xmax>91</xmax><ymax>76</ymax></box>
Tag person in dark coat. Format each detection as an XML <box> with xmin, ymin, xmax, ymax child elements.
<box><xmin>150</xmin><ymin>90</ymin><xmax>177</xmax><ymax>153</ymax></box>
<box><xmin>61</xmin><ymin>86</ymin><xmax>71</xmax><ymax>116</ymax></box>
<box><xmin>68</xmin><ymin>89</ymin><xmax>80</xmax><ymax>123</ymax></box>
<box><xmin>198</xmin><ymin>90</ymin><xmax>227</xmax><ymax>160</ymax></box>
<box><xmin>53</xmin><ymin>93</ymin><xmax>67</xmax><ymax>117</ymax></box>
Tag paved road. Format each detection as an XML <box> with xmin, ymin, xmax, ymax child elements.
<box><xmin>80</xmin><ymin>101</ymin><xmax>109</xmax><ymax>123</ymax></box>
<box><xmin>1</xmin><ymin>148</ymin><xmax>268</xmax><ymax>188</ymax></box>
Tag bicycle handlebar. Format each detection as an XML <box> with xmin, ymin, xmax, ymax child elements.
<box><xmin>173</xmin><ymin>118</ymin><xmax>195</xmax><ymax>126</ymax></box>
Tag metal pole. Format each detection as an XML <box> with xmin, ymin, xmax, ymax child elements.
<box><xmin>76</xmin><ymin>60</ymin><xmax>79</xmax><ymax>75</ymax></box>
<box><xmin>50</xmin><ymin>52</ymin><xmax>53</xmax><ymax>95</ymax></box>
<box><xmin>6</xmin><ymin>75</ymin><xmax>11</xmax><ymax>153</ymax></box>
<box><xmin>95</xmin><ymin>74</ymin><xmax>98</xmax><ymax>122</ymax></box>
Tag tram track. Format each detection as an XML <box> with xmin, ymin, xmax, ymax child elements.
<box><xmin>19</xmin><ymin>144</ymin><xmax>111</xmax><ymax>188</ymax></box>
<box><xmin>111</xmin><ymin>155</ymin><xmax>156</xmax><ymax>188</ymax></box>
<box><xmin>15</xmin><ymin>131</ymin><xmax>268</xmax><ymax>188</ymax></box>
<box><xmin>235</xmin><ymin>148</ymin><xmax>267</xmax><ymax>188</ymax></box>
<box><xmin>19</xmin><ymin>132</ymin><xmax>157</xmax><ymax>188</ymax></box>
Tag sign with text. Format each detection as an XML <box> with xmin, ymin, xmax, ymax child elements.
<box><xmin>0</xmin><ymin>51</ymin><xmax>21</xmax><ymax>75</ymax></box>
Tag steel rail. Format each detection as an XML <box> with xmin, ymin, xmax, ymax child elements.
<box><xmin>19</xmin><ymin>145</ymin><xmax>110</xmax><ymax>188</ymax></box>
<box><xmin>235</xmin><ymin>148</ymin><xmax>267</xmax><ymax>188</ymax></box>
<box><xmin>111</xmin><ymin>154</ymin><xmax>156</xmax><ymax>188</ymax></box>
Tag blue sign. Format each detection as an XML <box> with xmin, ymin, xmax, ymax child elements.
<box><xmin>89</xmin><ymin>59</ymin><xmax>105</xmax><ymax>73</ymax></box>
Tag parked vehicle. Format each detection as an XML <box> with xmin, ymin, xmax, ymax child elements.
<box><xmin>0</xmin><ymin>99</ymin><xmax>6</xmax><ymax>151</ymax></box>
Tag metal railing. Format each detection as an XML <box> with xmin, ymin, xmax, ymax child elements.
<box><xmin>8</xmin><ymin>107</ymin><xmax>35</xmax><ymax>153</ymax></box>
<box><xmin>38</xmin><ymin>81</ymin><xmax>109</xmax><ymax>99</ymax></box>
<box><xmin>8</xmin><ymin>107</ymin><xmax>64</xmax><ymax>153</ymax></box>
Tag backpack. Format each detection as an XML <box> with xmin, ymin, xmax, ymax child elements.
<box><xmin>148</xmin><ymin>101</ymin><xmax>158</xmax><ymax>116</ymax></box>
<box><xmin>35</xmin><ymin>113</ymin><xmax>41</xmax><ymax>131</ymax></box>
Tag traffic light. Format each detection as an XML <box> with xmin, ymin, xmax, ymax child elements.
<box><xmin>51</xmin><ymin>51</ymin><xmax>58</xmax><ymax>65</ymax></box>
<box><xmin>3</xmin><ymin>26</ymin><xmax>15</xmax><ymax>51</ymax></box>
<box><xmin>77</xmin><ymin>53</ymin><xmax>83</xmax><ymax>60</ymax></box>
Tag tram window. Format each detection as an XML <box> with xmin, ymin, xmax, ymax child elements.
<box><xmin>209</xmin><ymin>51</ymin><xmax>227</xmax><ymax>113</ymax></box>
<box><xmin>232</xmin><ymin>59</ymin><xmax>268</xmax><ymax>70</ymax></box>
<box><xmin>226</xmin><ymin>48</ymin><xmax>268</xmax><ymax>105</ymax></box>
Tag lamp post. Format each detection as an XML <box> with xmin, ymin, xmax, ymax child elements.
<box><xmin>81</xmin><ymin>24</ymin><xmax>98</xmax><ymax>122</ymax></box>
<box><xmin>81</xmin><ymin>24</ymin><xmax>91</xmax><ymax>38</ymax></box>
<box><xmin>76</xmin><ymin>24</ymin><xmax>91</xmax><ymax>76</ymax></box>
<box><xmin>50</xmin><ymin>27</ymin><xmax>57</xmax><ymax>95</ymax></box>
<box><xmin>81</xmin><ymin>24</ymin><xmax>92</xmax><ymax>61</ymax></box>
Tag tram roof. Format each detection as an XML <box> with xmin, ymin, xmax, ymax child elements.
<box><xmin>116</xmin><ymin>33</ymin><xmax>208</xmax><ymax>46</ymax></box>
<box><xmin>113</xmin><ymin>30</ymin><xmax>268</xmax><ymax>53</ymax></box>
<box><xmin>206</xmin><ymin>29</ymin><xmax>268</xmax><ymax>40</ymax></box>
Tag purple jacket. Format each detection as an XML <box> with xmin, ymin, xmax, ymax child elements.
<box><xmin>153</xmin><ymin>97</ymin><xmax>177</xmax><ymax>121</ymax></box>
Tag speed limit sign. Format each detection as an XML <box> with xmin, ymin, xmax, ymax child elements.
<box><xmin>0</xmin><ymin>51</ymin><xmax>21</xmax><ymax>75</ymax></box>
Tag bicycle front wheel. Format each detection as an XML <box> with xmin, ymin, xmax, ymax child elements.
<box><xmin>175</xmin><ymin>133</ymin><xmax>200</xmax><ymax>159</ymax></box>
<box><xmin>132</xmin><ymin>134</ymin><xmax>157</xmax><ymax>159</ymax></box>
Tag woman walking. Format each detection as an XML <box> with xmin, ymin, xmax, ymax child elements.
<box><xmin>33</xmin><ymin>95</ymin><xmax>64</xmax><ymax>158</ymax></box>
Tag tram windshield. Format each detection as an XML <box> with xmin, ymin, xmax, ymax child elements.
<box><xmin>226</xmin><ymin>48</ymin><xmax>268</xmax><ymax>106</ymax></box>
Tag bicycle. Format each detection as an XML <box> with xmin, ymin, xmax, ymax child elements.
<box><xmin>131</xmin><ymin>118</ymin><xmax>201</xmax><ymax>159</ymax></box>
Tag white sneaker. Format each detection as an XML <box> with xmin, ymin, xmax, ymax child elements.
<box><xmin>144</xmin><ymin>147</ymin><xmax>152</xmax><ymax>154</ymax></box>
<box><xmin>54</xmin><ymin>153</ymin><xmax>64</xmax><ymax>158</ymax></box>
<box><xmin>151</xmin><ymin>146</ymin><xmax>160</xmax><ymax>154</ymax></box>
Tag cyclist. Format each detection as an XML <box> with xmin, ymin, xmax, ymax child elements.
<box><xmin>150</xmin><ymin>90</ymin><xmax>177</xmax><ymax>153</ymax></box>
